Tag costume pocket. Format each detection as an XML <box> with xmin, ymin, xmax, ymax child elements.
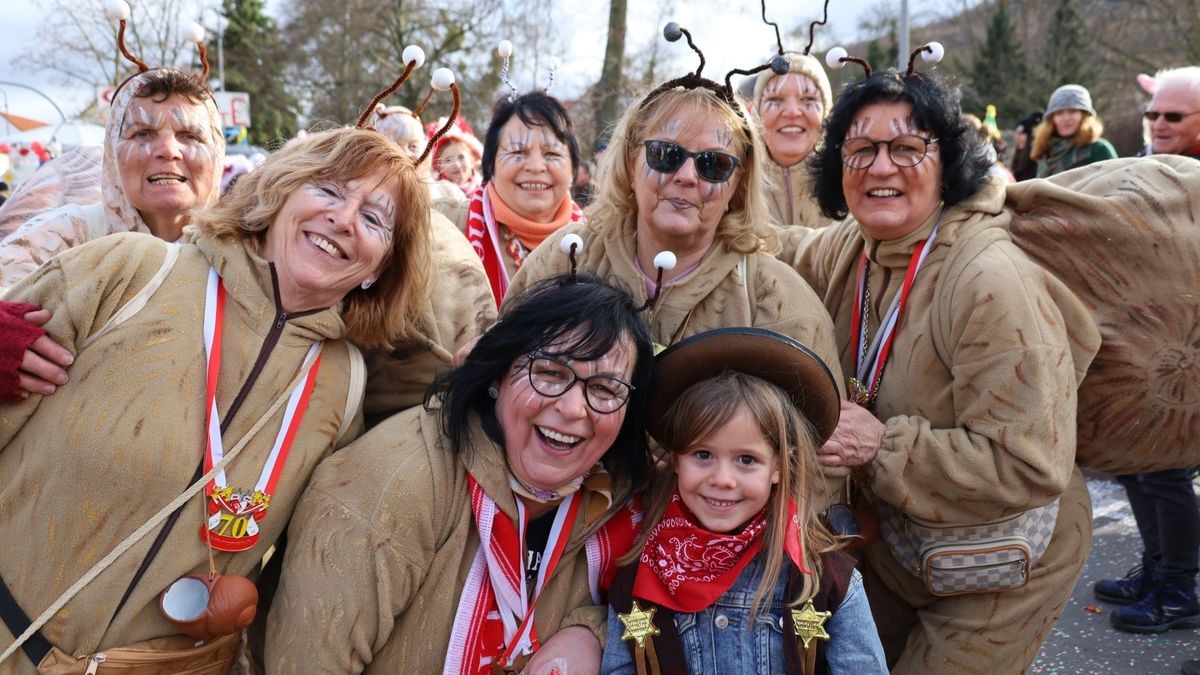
<box><xmin>36</xmin><ymin>631</ymin><xmax>240</xmax><ymax>675</ymax></box>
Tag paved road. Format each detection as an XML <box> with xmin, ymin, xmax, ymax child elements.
<box><xmin>1031</xmin><ymin>475</ymin><xmax>1198</xmax><ymax>675</ymax></box>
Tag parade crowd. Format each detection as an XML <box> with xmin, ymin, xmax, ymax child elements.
<box><xmin>0</xmin><ymin>4</ymin><xmax>1198</xmax><ymax>674</ymax></box>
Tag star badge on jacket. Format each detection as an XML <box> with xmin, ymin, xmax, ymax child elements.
<box><xmin>618</xmin><ymin>601</ymin><xmax>661</xmax><ymax>648</ymax></box>
<box><xmin>792</xmin><ymin>599</ymin><xmax>832</xmax><ymax>648</ymax></box>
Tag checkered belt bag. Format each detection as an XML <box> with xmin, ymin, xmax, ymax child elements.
<box><xmin>876</xmin><ymin>499</ymin><xmax>1059</xmax><ymax>597</ymax></box>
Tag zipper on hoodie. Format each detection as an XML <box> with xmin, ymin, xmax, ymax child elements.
<box><xmin>782</xmin><ymin>165</ymin><xmax>795</xmax><ymax>221</ymax></box>
<box><xmin>219</xmin><ymin>263</ymin><xmax>321</xmax><ymax>431</ymax></box>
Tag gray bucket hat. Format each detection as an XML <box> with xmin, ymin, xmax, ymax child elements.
<box><xmin>1045</xmin><ymin>84</ymin><xmax>1096</xmax><ymax>117</ymax></box>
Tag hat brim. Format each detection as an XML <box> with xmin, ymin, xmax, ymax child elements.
<box><xmin>648</xmin><ymin>327</ymin><xmax>841</xmax><ymax>446</ymax></box>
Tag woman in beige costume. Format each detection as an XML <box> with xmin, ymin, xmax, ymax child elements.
<box><xmin>509</xmin><ymin>58</ymin><xmax>839</xmax><ymax>385</ymax></box>
<box><xmin>787</xmin><ymin>51</ymin><xmax>1101</xmax><ymax>672</ymax></box>
<box><xmin>0</xmin><ymin>128</ymin><xmax>432</xmax><ymax>674</ymax></box>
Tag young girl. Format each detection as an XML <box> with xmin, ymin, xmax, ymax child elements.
<box><xmin>600</xmin><ymin>328</ymin><xmax>888</xmax><ymax>674</ymax></box>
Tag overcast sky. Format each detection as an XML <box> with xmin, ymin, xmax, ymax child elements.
<box><xmin>0</xmin><ymin>0</ymin><xmax>957</xmax><ymax>130</ymax></box>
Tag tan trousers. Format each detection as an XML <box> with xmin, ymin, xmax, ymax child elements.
<box><xmin>862</xmin><ymin>467</ymin><xmax>1092</xmax><ymax>674</ymax></box>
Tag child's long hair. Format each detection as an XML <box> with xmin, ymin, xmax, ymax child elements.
<box><xmin>626</xmin><ymin>371</ymin><xmax>840</xmax><ymax>623</ymax></box>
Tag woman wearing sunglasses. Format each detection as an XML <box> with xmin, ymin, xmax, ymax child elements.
<box><xmin>1029</xmin><ymin>84</ymin><xmax>1117</xmax><ymax>177</ymax></box>
<box><xmin>507</xmin><ymin>82</ymin><xmax>841</xmax><ymax>392</ymax></box>
<box><xmin>784</xmin><ymin>53</ymin><xmax>1100</xmax><ymax>673</ymax></box>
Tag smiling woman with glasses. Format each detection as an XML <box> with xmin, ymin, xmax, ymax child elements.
<box><xmin>266</xmin><ymin>274</ymin><xmax>656</xmax><ymax>672</ymax></box>
<box><xmin>781</xmin><ymin>57</ymin><xmax>1101</xmax><ymax>672</ymax></box>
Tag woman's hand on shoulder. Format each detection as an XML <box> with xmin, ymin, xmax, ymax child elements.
<box><xmin>522</xmin><ymin>625</ymin><xmax>600</xmax><ymax>675</ymax></box>
<box><xmin>3</xmin><ymin>306</ymin><xmax>72</xmax><ymax>399</ymax></box>
<box><xmin>818</xmin><ymin>400</ymin><xmax>885</xmax><ymax>468</ymax></box>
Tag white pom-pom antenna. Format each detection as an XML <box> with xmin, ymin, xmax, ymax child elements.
<box><xmin>826</xmin><ymin>47</ymin><xmax>848</xmax><ymax>70</ymax></box>
<box><xmin>560</xmin><ymin>233</ymin><xmax>584</xmax><ymax>255</ymax></box>
<box><xmin>653</xmin><ymin>251</ymin><xmax>677</xmax><ymax>272</ymax></box>
<box><xmin>402</xmin><ymin>45</ymin><xmax>425</xmax><ymax>69</ymax></box>
<box><xmin>922</xmin><ymin>41</ymin><xmax>945</xmax><ymax>64</ymax></box>
<box><xmin>431</xmin><ymin>68</ymin><xmax>455</xmax><ymax>91</ymax></box>
<box><xmin>497</xmin><ymin>40</ymin><xmax>513</xmax><ymax>58</ymax></box>
<box><xmin>182</xmin><ymin>20</ymin><xmax>205</xmax><ymax>44</ymax></box>
<box><xmin>105</xmin><ymin>0</ymin><xmax>130</xmax><ymax>21</ymax></box>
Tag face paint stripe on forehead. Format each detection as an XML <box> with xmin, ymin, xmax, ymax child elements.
<box><xmin>849</xmin><ymin>117</ymin><xmax>875</xmax><ymax>136</ymax></box>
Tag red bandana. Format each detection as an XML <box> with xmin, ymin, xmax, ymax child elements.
<box><xmin>633</xmin><ymin>491</ymin><xmax>769</xmax><ymax>612</ymax></box>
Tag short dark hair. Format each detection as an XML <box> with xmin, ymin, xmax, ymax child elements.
<box><xmin>481</xmin><ymin>92</ymin><xmax>582</xmax><ymax>182</ymax></box>
<box><xmin>810</xmin><ymin>72</ymin><xmax>990</xmax><ymax>219</ymax></box>
<box><xmin>427</xmin><ymin>274</ymin><xmax>654</xmax><ymax>486</ymax></box>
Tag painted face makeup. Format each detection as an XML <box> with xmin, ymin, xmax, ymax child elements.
<box><xmin>491</xmin><ymin>116</ymin><xmax>572</xmax><ymax>222</ymax></box>
<box><xmin>630</xmin><ymin>105</ymin><xmax>742</xmax><ymax>258</ymax></box>
<box><xmin>673</xmin><ymin>406</ymin><xmax>780</xmax><ymax>534</ymax></box>
<box><xmin>841</xmin><ymin>101</ymin><xmax>943</xmax><ymax>241</ymax></box>
<box><xmin>116</xmin><ymin>94</ymin><xmax>219</xmax><ymax>230</ymax></box>
<box><xmin>495</xmin><ymin>335</ymin><xmax>635</xmax><ymax>492</ymax></box>
<box><xmin>759</xmin><ymin>73</ymin><xmax>824</xmax><ymax>168</ymax></box>
<box><xmin>259</xmin><ymin>171</ymin><xmax>397</xmax><ymax>312</ymax></box>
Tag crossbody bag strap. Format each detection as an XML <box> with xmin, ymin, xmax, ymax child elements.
<box><xmin>0</xmin><ymin>347</ymin><xmax>322</xmax><ymax>668</ymax></box>
<box><xmin>81</xmin><ymin>242</ymin><xmax>181</xmax><ymax>350</ymax></box>
<box><xmin>334</xmin><ymin>342</ymin><xmax>365</xmax><ymax>446</ymax></box>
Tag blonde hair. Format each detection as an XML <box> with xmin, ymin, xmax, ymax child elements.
<box><xmin>588</xmin><ymin>87</ymin><xmax>776</xmax><ymax>255</ymax></box>
<box><xmin>627</xmin><ymin>372</ymin><xmax>838</xmax><ymax>623</ymax></box>
<box><xmin>1030</xmin><ymin>111</ymin><xmax>1105</xmax><ymax>160</ymax></box>
<box><xmin>192</xmin><ymin>128</ymin><xmax>432</xmax><ymax>349</ymax></box>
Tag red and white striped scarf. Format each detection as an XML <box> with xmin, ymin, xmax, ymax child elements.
<box><xmin>464</xmin><ymin>184</ymin><xmax>585</xmax><ymax>307</ymax></box>
<box><xmin>444</xmin><ymin>475</ymin><xmax>640</xmax><ymax>674</ymax></box>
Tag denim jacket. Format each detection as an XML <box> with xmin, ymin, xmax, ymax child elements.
<box><xmin>600</xmin><ymin>555</ymin><xmax>887</xmax><ymax>674</ymax></box>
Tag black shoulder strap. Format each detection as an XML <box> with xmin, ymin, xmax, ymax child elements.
<box><xmin>0</xmin><ymin>571</ymin><xmax>53</xmax><ymax>666</ymax></box>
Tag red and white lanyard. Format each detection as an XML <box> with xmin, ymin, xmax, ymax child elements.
<box><xmin>848</xmin><ymin>214</ymin><xmax>942</xmax><ymax>405</ymax></box>
<box><xmin>480</xmin><ymin>478</ymin><xmax>584</xmax><ymax>665</ymax></box>
<box><xmin>200</xmin><ymin>267</ymin><xmax>322</xmax><ymax>550</ymax></box>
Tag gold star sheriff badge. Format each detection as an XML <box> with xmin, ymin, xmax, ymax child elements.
<box><xmin>618</xmin><ymin>601</ymin><xmax>661</xmax><ymax>648</ymax></box>
<box><xmin>792</xmin><ymin>599</ymin><xmax>832</xmax><ymax>648</ymax></box>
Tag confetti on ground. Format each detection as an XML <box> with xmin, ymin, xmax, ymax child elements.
<box><xmin>1083</xmin><ymin>604</ymin><xmax>1103</xmax><ymax>614</ymax></box>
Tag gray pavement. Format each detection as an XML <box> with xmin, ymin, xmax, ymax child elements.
<box><xmin>1030</xmin><ymin>475</ymin><xmax>1199</xmax><ymax>675</ymax></box>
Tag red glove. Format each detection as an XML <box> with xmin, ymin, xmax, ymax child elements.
<box><xmin>0</xmin><ymin>302</ymin><xmax>48</xmax><ymax>402</ymax></box>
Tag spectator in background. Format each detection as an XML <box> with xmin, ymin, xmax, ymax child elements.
<box><xmin>1030</xmin><ymin>84</ymin><xmax>1117</xmax><ymax>177</ymax></box>
<box><xmin>1093</xmin><ymin>65</ymin><xmax>1200</xmax><ymax>638</ymax></box>
<box><xmin>1010</xmin><ymin>111</ymin><xmax>1043</xmax><ymax>181</ymax></box>
<box><xmin>1145</xmin><ymin>66</ymin><xmax>1200</xmax><ymax>159</ymax></box>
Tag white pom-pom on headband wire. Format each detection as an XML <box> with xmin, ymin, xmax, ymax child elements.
<box><xmin>496</xmin><ymin>39</ymin><xmax>564</xmax><ymax>102</ymax></box>
<box><xmin>105</xmin><ymin>0</ymin><xmax>130</xmax><ymax>21</ymax></box>
<box><xmin>355</xmin><ymin>44</ymin><xmax>425</xmax><ymax>128</ymax></box>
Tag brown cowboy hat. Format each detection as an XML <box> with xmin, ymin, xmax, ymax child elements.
<box><xmin>648</xmin><ymin>327</ymin><xmax>841</xmax><ymax>445</ymax></box>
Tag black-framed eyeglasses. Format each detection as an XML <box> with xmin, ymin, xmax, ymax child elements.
<box><xmin>643</xmin><ymin>140</ymin><xmax>741</xmax><ymax>183</ymax></box>
<box><xmin>525</xmin><ymin>356</ymin><xmax>634</xmax><ymax>414</ymax></box>
<box><xmin>1143</xmin><ymin>110</ymin><xmax>1200</xmax><ymax>124</ymax></box>
<box><xmin>840</xmin><ymin>134</ymin><xmax>939</xmax><ymax>169</ymax></box>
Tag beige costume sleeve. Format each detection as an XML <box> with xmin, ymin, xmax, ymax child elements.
<box><xmin>266</xmin><ymin>415</ymin><xmax>448</xmax><ymax>674</ymax></box>
<box><xmin>361</xmin><ymin>213</ymin><xmax>496</xmax><ymax>426</ymax></box>
<box><xmin>0</xmin><ymin>206</ymin><xmax>98</xmax><ymax>293</ymax></box>
<box><xmin>871</xmin><ymin>243</ymin><xmax>1087</xmax><ymax>523</ymax></box>
<box><xmin>0</xmin><ymin>233</ymin><xmax>167</xmax><ymax>447</ymax></box>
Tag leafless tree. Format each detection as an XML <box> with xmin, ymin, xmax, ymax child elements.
<box><xmin>22</xmin><ymin>0</ymin><xmax>205</xmax><ymax>89</ymax></box>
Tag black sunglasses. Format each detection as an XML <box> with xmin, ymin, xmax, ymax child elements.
<box><xmin>643</xmin><ymin>140</ymin><xmax>740</xmax><ymax>183</ymax></box>
<box><xmin>1143</xmin><ymin>110</ymin><xmax>1200</xmax><ymax>123</ymax></box>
